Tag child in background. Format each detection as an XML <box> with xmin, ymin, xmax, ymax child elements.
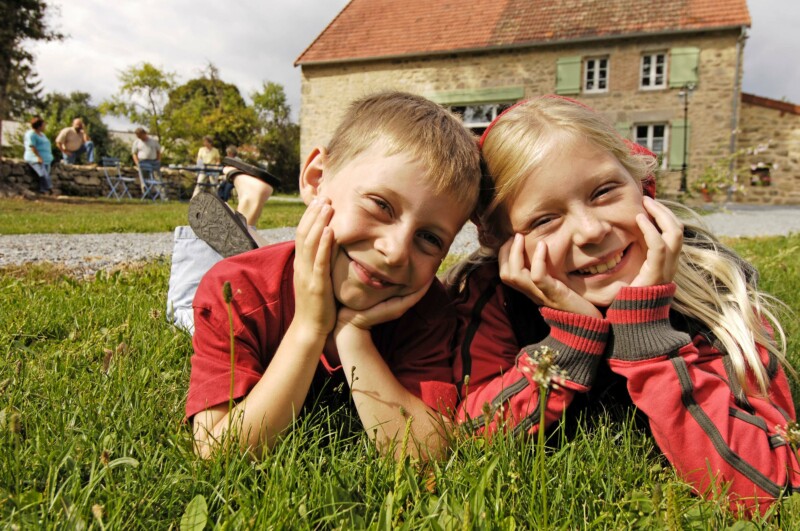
<box><xmin>188</xmin><ymin>92</ymin><xmax>481</xmax><ymax>461</ymax></box>
<box><xmin>448</xmin><ymin>95</ymin><xmax>799</xmax><ymax>512</ymax></box>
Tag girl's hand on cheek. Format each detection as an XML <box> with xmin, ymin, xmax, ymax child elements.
<box><xmin>499</xmin><ymin>234</ymin><xmax>602</xmax><ymax>318</ymax></box>
<box><xmin>337</xmin><ymin>278</ymin><xmax>433</xmax><ymax>332</ymax></box>
<box><xmin>630</xmin><ymin>197</ymin><xmax>683</xmax><ymax>288</ymax></box>
<box><xmin>293</xmin><ymin>199</ymin><xmax>337</xmax><ymax>338</ymax></box>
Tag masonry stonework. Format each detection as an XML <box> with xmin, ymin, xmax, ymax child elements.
<box><xmin>300</xmin><ymin>29</ymin><xmax>800</xmax><ymax>204</ymax></box>
<box><xmin>738</xmin><ymin>101</ymin><xmax>800</xmax><ymax>204</ymax></box>
<box><xmin>0</xmin><ymin>159</ymin><xmax>196</xmax><ymax>200</ymax></box>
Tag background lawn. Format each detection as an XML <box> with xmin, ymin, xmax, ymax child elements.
<box><xmin>1</xmin><ymin>212</ymin><xmax>799</xmax><ymax>527</ymax></box>
<box><xmin>0</xmin><ymin>197</ymin><xmax>305</xmax><ymax>235</ymax></box>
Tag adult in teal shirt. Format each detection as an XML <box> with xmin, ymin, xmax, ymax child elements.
<box><xmin>24</xmin><ymin>116</ymin><xmax>54</xmax><ymax>194</ymax></box>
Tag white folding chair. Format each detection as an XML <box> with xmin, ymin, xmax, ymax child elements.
<box><xmin>101</xmin><ymin>157</ymin><xmax>136</xmax><ymax>200</ymax></box>
<box><xmin>137</xmin><ymin>159</ymin><xmax>167</xmax><ymax>201</ymax></box>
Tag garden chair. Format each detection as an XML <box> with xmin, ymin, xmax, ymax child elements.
<box><xmin>101</xmin><ymin>156</ymin><xmax>136</xmax><ymax>200</ymax></box>
<box><xmin>137</xmin><ymin>159</ymin><xmax>167</xmax><ymax>201</ymax></box>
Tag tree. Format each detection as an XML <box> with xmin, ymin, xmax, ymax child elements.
<box><xmin>251</xmin><ymin>81</ymin><xmax>300</xmax><ymax>191</ymax></box>
<box><xmin>102</xmin><ymin>62</ymin><xmax>176</xmax><ymax>140</ymax></box>
<box><xmin>0</xmin><ymin>0</ymin><xmax>62</xmax><ymax>148</ymax></box>
<box><xmin>161</xmin><ymin>64</ymin><xmax>257</xmax><ymax>163</ymax></box>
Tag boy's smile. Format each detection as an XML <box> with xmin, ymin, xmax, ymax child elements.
<box><xmin>508</xmin><ymin>135</ymin><xmax>648</xmax><ymax>307</ymax></box>
<box><xmin>309</xmin><ymin>144</ymin><xmax>469</xmax><ymax>311</ymax></box>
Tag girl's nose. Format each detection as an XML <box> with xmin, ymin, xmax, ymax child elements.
<box><xmin>572</xmin><ymin>209</ymin><xmax>610</xmax><ymax>247</ymax></box>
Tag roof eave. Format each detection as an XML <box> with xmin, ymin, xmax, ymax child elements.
<box><xmin>296</xmin><ymin>24</ymin><xmax>749</xmax><ymax>67</ymax></box>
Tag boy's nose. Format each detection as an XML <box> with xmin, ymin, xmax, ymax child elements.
<box><xmin>375</xmin><ymin>226</ymin><xmax>412</xmax><ymax>266</ymax></box>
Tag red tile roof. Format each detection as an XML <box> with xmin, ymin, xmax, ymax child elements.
<box><xmin>742</xmin><ymin>93</ymin><xmax>800</xmax><ymax>116</ymax></box>
<box><xmin>296</xmin><ymin>0</ymin><xmax>750</xmax><ymax>65</ymax></box>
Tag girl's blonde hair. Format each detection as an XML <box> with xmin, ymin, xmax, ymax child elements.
<box><xmin>459</xmin><ymin>96</ymin><xmax>788</xmax><ymax>395</ymax></box>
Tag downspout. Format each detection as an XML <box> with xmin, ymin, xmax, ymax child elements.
<box><xmin>728</xmin><ymin>26</ymin><xmax>748</xmax><ymax>198</ymax></box>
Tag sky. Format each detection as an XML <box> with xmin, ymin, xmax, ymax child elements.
<box><xmin>28</xmin><ymin>0</ymin><xmax>800</xmax><ymax>131</ymax></box>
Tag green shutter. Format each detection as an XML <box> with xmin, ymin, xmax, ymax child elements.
<box><xmin>556</xmin><ymin>56</ymin><xmax>581</xmax><ymax>95</ymax></box>
<box><xmin>426</xmin><ymin>86</ymin><xmax>524</xmax><ymax>106</ymax></box>
<box><xmin>669</xmin><ymin>47</ymin><xmax>699</xmax><ymax>88</ymax></box>
<box><xmin>668</xmin><ymin>119</ymin><xmax>689</xmax><ymax>171</ymax></box>
<box><xmin>615</xmin><ymin>122</ymin><xmax>631</xmax><ymax>140</ymax></box>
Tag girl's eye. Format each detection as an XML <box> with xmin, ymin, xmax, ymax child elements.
<box><xmin>529</xmin><ymin>216</ymin><xmax>554</xmax><ymax>231</ymax></box>
<box><xmin>592</xmin><ymin>183</ymin><xmax>617</xmax><ymax>200</ymax></box>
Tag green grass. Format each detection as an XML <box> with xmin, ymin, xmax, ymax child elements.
<box><xmin>1</xmin><ymin>236</ymin><xmax>800</xmax><ymax>528</ymax></box>
<box><xmin>0</xmin><ymin>197</ymin><xmax>305</xmax><ymax>235</ymax></box>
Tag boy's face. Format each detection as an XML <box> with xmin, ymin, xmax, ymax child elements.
<box><xmin>304</xmin><ymin>144</ymin><xmax>469</xmax><ymax>311</ymax></box>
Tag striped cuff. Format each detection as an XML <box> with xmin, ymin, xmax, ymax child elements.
<box><xmin>606</xmin><ymin>283</ymin><xmax>691</xmax><ymax>361</ymax></box>
<box><xmin>518</xmin><ymin>307</ymin><xmax>609</xmax><ymax>389</ymax></box>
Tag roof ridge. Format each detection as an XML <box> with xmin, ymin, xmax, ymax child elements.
<box><xmin>294</xmin><ymin>0</ymin><xmax>356</xmax><ymax>66</ymax></box>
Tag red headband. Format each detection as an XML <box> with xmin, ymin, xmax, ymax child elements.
<box><xmin>478</xmin><ymin>95</ymin><xmax>657</xmax><ymax>199</ymax></box>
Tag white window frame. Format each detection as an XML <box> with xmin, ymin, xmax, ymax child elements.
<box><xmin>634</xmin><ymin>123</ymin><xmax>669</xmax><ymax>169</ymax></box>
<box><xmin>450</xmin><ymin>103</ymin><xmax>513</xmax><ymax>132</ymax></box>
<box><xmin>640</xmin><ymin>52</ymin><xmax>667</xmax><ymax>90</ymax></box>
<box><xmin>583</xmin><ymin>57</ymin><xmax>609</xmax><ymax>93</ymax></box>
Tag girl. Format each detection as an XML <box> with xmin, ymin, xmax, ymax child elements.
<box><xmin>448</xmin><ymin>95</ymin><xmax>799</xmax><ymax>512</ymax></box>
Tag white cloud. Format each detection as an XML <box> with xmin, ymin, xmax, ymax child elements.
<box><xmin>27</xmin><ymin>0</ymin><xmax>800</xmax><ymax>133</ymax></box>
<box><xmin>29</xmin><ymin>0</ymin><xmax>350</xmax><ymax>126</ymax></box>
<box><xmin>742</xmin><ymin>0</ymin><xmax>800</xmax><ymax>101</ymax></box>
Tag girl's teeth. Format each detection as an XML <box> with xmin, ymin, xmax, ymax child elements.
<box><xmin>579</xmin><ymin>251</ymin><xmax>623</xmax><ymax>275</ymax></box>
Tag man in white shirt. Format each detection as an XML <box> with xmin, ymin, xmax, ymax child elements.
<box><xmin>131</xmin><ymin>127</ymin><xmax>163</xmax><ymax>195</ymax></box>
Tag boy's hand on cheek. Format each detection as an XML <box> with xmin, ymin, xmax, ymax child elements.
<box><xmin>293</xmin><ymin>199</ymin><xmax>337</xmax><ymax>340</ymax></box>
<box><xmin>500</xmin><ymin>234</ymin><xmax>602</xmax><ymax>318</ymax></box>
<box><xmin>336</xmin><ymin>278</ymin><xmax>434</xmax><ymax>332</ymax></box>
<box><xmin>629</xmin><ymin>197</ymin><xmax>683</xmax><ymax>288</ymax></box>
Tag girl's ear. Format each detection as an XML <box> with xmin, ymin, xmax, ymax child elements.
<box><xmin>298</xmin><ymin>146</ymin><xmax>327</xmax><ymax>205</ymax></box>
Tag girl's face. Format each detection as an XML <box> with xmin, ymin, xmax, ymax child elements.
<box><xmin>506</xmin><ymin>136</ymin><xmax>648</xmax><ymax>307</ymax></box>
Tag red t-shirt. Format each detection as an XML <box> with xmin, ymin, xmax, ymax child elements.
<box><xmin>186</xmin><ymin>241</ymin><xmax>457</xmax><ymax>419</ymax></box>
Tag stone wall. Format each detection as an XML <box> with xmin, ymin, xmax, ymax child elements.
<box><xmin>300</xmin><ymin>31</ymin><xmax>742</xmax><ymax>195</ymax></box>
<box><xmin>737</xmin><ymin>95</ymin><xmax>800</xmax><ymax>204</ymax></box>
<box><xmin>0</xmin><ymin>158</ymin><xmax>196</xmax><ymax>200</ymax></box>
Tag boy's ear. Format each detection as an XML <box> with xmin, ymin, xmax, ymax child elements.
<box><xmin>299</xmin><ymin>146</ymin><xmax>327</xmax><ymax>205</ymax></box>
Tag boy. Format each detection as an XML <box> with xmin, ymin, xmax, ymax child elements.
<box><xmin>187</xmin><ymin>92</ymin><xmax>481</xmax><ymax>460</ymax></box>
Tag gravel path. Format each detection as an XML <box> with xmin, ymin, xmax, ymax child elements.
<box><xmin>1</xmin><ymin>205</ymin><xmax>799</xmax><ymax>277</ymax></box>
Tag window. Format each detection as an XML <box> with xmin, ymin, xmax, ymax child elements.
<box><xmin>634</xmin><ymin>124</ymin><xmax>668</xmax><ymax>168</ymax></box>
<box><xmin>450</xmin><ymin>103</ymin><xmax>513</xmax><ymax>135</ymax></box>
<box><xmin>640</xmin><ymin>53</ymin><xmax>666</xmax><ymax>89</ymax></box>
<box><xmin>584</xmin><ymin>57</ymin><xmax>608</xmax><ymax>93</ymax></box>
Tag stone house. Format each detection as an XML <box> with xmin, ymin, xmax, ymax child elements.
<box><xmin>295</xmin><ymin>0</ymin><xmax>799</xmax><ymax>204</ymax></box>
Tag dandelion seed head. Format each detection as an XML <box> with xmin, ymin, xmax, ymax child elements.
<box><xmin>525</xmin><ymin>346</ymin><xmax>569</xmax><ymax>389</ymax></box>
<box><xmin>777</xmin><ymin>421</ymin><xmax>800</xmax><ymax>449</ymax></box>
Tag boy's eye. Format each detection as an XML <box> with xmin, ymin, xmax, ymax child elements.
<box><xmin>417</xmin><ymin>231</ymin><xmax>444</xmax><ymax>252</ymax></box>
<box><xmin>370</xmin><ymin>197</ymin><xmax>392</xmax><ymax>215</ymax></box>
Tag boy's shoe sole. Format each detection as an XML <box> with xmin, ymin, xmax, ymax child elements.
<box><xmin>188</xmin><ymin>192</ymin><xmax>258</xmax><ymax>258</ymax></box>
<box><xmin>222</xmin><ymin>157</ymin><xmax>282</xmax><ymax>189</ymax></box>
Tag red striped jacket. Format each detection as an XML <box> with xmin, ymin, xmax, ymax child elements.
<box><xmin>451</xmin><ymin>261</ymin><xmax>800</xmax><ymax>512</ymax></box>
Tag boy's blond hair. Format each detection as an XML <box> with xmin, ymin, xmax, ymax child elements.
<box><xmin>325</xmin><ymin>91</ymin><xmax>481</xmax><ymax>209</ymax></box>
